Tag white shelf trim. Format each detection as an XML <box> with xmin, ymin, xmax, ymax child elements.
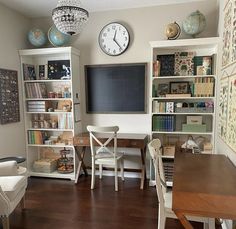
<box><xmin>24</xmin><ymin>79</ymin><xmax>71</xmax><ymax>83</ymax></box>
<box><xmin>26</xmin><ymin>111</ymin><xmax>72</xmax><ymax>114</ymax></box>
<box><xmin>27</xmin><ymin>144</ymin><xmax>74</xmax><ymax>148</ymax></box>
<box><xmin>153</xmin><ymin>97</ymin><xmax>215</xmax><ymax>100</ymax></box>
<box><xmin>152</xmin><ymin>112</ymin><xmax>214</xmax><ymax>115</ymax></box>
<box><xmin>152</xmin><ymin>75</ymin><xmax>216</xmax><ymax>80</ymax></box>
<box><xmin>152</xmin><ymin>131</ymin><xmax>213</xmax><ymax>135</ymax></box>
<box><xmin>27</xmin><ymin>128</ymin><xmax>73</xmax><ymax>131</ymax></box>
<box><xmin>26</xmin><ymin>98</ymin><xmax>72</xmax><ymax>101</ymax></box>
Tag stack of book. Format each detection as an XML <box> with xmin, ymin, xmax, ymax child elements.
<box><xmin>153</xmin><ymin>101</ymin><xmax>174</xmax><ymax>113</ymax></box>
<box><xmin>27</xmin><ymin>101</ymin><xmax>51</xmax><ymax>112</ymax></box>
<box><xmin>162</xmin><ymin>158</ymin><xmax>174</xmax><ymax>182</ymax></box>
<box><xmin>25</xmin><ymin>83</ymin><xmax>47</xmax><ymax>98</ymax></box>
<box><xmin>152</xmin><ymin>115</ymin><xmax>175</xmax><ymax>131</ymax></box>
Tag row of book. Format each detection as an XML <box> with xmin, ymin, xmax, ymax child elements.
<box><xmin>153</xmin><ymin>52</ymin><xmax>213</xmax><ymax>77</ymax></box>
<box><xmin>152</xmin><ymin>115</ymin><xmax>175</xmax><ymax>131</ymax></box>
<box><xmin>58</xmin><ymin>113</ymin><xmax>73</xmax><ymax>129</ymax></box>
<box><xmin>28</xmin><ymin>131</ymin><xmax>46</xmax><ymax>144</ymax></box>
<box><xmin>163</xmin><ymin>159</ymin><xmax>174</xmax><ymax>182</ymax></box>
<box><xmin>25</xmin><ymin>83</ymin><xmax>47</xmax><ymax>98</ymax></box>
<box><xmin>193</xmin><ymin>77</ymin><xmax>214</xmax><ymax>97</ymax></box>
<box><xmin>153</xmin><ymin>101</ymin><xmax>174</xmax><ymax>113</ymax></box>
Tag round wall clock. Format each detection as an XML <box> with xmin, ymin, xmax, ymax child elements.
<box><xmin>98</xmin><ymin>22</ymin><xmax>130</xmax><ymax>56</ymax></box>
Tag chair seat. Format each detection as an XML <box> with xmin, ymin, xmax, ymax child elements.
<box><xmin>0</xmin><ymin>176</ymin><xmax>27</xmax><ymax>201</ymax></box>
<box><xmin>95</xmin><ymin>152</ymin><xmax>124</xmax><ymax>164</ymax></box>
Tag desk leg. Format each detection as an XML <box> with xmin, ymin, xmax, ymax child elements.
<box><xmin>75</xmin><ymin>146</ymin><xmax>88</xmax><ymax>184</ymax></box>
<box><xmin>174</xmin><ymin>211</ymin><xmax>194</xmax><ymax>229</ymax></box>
<box><xmin>140</xmin><ymin>147</ymin><xmax>146</xmax><ymax>190</ymax></box>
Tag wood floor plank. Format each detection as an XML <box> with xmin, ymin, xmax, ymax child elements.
<box><xmin>8</xmin><ymin>177</ymin><xmax>222</xmax><ymax>229</ymax></box>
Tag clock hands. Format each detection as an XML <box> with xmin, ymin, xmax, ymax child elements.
<box><xmin>113</xmin><ymin>29</ymin><xmax>123</xmax><ymax>50</ymax></box>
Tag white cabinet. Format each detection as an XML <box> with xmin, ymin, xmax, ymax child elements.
<box><xmin>149</xmin><ymin>38</ymin><xmax>220</xmax><ymax>185</ymax></box>
<box><xmin>19</xmin><ymin>47</ymin><xmax>82</xmax><ymax>180</ymax></box>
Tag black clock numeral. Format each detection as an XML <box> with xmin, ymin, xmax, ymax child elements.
<box><xmin>113</xmin><ymin>49</ymin><xmax>116</xmax><ymax>54</ymax></box>
<box><xmin>123</xmin><ymin>43</ymin><xmax>126</xmax><ymax>47</ymax></box>
<box><xmin>101</xmin><ymin>39</ymin><xmax>104</xmax><ymax>43</ymax></box>
<box><xmin>123</xmin><ymin>31</ymin><xmax>126</xmax><ymax>35</ymax></box>
<box><xmin>112</xmin><ymin>25</ymin><xmax>116</xmax><ymax>30</ymax></box>
<box><xmin>119</xmin><ymin>48</ymin><xmax>123</xmax><ymax>52</ymax></box>
<box><xmin>103</xmin><ymin>45</ymin><xmax>106</xmax><ymax>49</ymax></box>
<box><xmin>103</xmin><ymin>33</ymin><xmax>107</xmax><ymax>37</ymax></box>
<box><xmin>125</xmin><ymin>36</ymin><xmax>128</xmax><ymax>41</ymax></box>
<box><xmin>107</xmin><ymin>28</ymin><xmax>110</xmax><ymax>32</ymax></box>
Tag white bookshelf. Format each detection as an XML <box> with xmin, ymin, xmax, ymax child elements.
<box><xmin>149</xmin><ymin>37</ymin><xmax>220</xmax><ymax>186</ymax></box>
<box><xmin>19</xmin><ymin>47</ymin><xmax>82</xmax><ymax>180</ymax></box>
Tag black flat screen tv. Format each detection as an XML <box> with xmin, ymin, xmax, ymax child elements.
<box><xmin>85</xmin><ymin>63</ymin><xmax>147</xmax><ymax>113</ymax></box>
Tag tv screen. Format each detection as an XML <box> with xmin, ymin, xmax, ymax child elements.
<box><xmin>85</xmin><ymin>63</ymin><xmax>147</xmax><ymax>113</ymax></box>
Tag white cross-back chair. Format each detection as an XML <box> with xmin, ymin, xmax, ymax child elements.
<box><xmin>0</xmin><ymin>161</ymin><xmax>28</xmax><ymax>229</ymax></box>
<box><xmin>87</xmin><ymin>125</ymin><xmax>124</xmax><ymax>191</ymax></box>
<box><xmin>148</xmin><ymin>139</ymin><xmax>215</xmax><ymax>229</ymax></box>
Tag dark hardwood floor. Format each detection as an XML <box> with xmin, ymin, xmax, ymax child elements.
<box><xmin>9</xmin><ymin>176</ymin><xmax>222</xmax><ymax>229</ymax></box>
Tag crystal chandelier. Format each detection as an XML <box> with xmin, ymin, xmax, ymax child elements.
<box><xmin>52</xmin><ymin>0</ymin><xmax>89</xmax><ymax>36</ymax></box>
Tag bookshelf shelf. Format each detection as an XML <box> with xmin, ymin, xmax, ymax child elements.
<box><xmin>20</xmin><ymin>47</ymin><xmax>82</xmax><ymax>181</ymax></box>
<box><xmin>27</xmin><ymin>128</ymin><xmax>74</xmax><ymax>131</ymax></box>
<box><xmin>149</xmin><ymin>37</ymin><xmax>220</xmax><ymax>187</ymax></box>
<box><xmin>152</xmin><ymin>113</ymin><xmax>214</xmax><ymax>115</ymax></box>
<box><xmin>151</xmin><ymin>131</ymin><xmax>213</xmax><ymax>135</ymax></box>
<box><xmin>152</xmin><ymin>97</ymin><xmax>215</xmax><ymax>100</ymax></box>
<box><xmin>24</xmin><ymin>79</ymin><xmax>71</xmax><ymax>83</ymax></box>
<box><xmin>152</xmin><ymin>75</ymin><xmax>216</xmax><ymax>80</ymax></box>
<box><xmin>25</xmin><ymin>98</ymin><xmax>72</xmax><ymax>101</ymax></box>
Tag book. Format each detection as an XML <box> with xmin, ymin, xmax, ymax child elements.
<box><xmin>153</xmin><ymin>61</ymin><xmax>160</xmax><ymax>77</ymax></box>
<box><xmin>194</xmin><ymin>56</ymin><xmax>212</xmax><ymax>75</ymax></box>
<box><xmin>174</xmin><ymin>52</ymin><xmax>195</xmax><ymax>76</ymax></box>
<box><xmin>156</xmin><ymin>54</ymin><xmax>175</xmax><ymax>76</ymax></box>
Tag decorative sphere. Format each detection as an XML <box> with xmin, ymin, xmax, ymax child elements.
<box><xmin>182</xmin><ymin>10</ymin><xmax>206</xmax><ymax>37</ymax></box>
<box><xmin>48</xmin><ymin>25</ymin><xmax>70</xmax><ymax>47</ymax></box>
<box><xmin>165</xmin><ymin>22</ymin><xmax>181</xmax><ymax>40</ymax></box>
<box><xmin>28</xmin><ymin>28</ymin><xmax>47</xmax><ymax>47</ymax></box>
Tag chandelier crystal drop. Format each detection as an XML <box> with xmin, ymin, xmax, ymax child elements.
<box><xmin>52</xmin><ymin>0</ymin><xmax>89</xmax><ymax>36</ymax></box>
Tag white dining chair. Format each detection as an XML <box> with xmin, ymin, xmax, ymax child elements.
<box><xmin>87</xmin><ymin>125</ymin><xmax>124</xmax><ymax>191</ymax></box>
<box><xmin>148</xmin><ymin>139</ymin><xmax>215</xmax><ymax>229</ymax></box>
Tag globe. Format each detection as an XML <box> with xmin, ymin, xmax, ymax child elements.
<box><xmin>182</xmin><ymin>10</ymin><xmax>206</xmax><ymax>37</ymax></box>
<box><xmin>165</xmin><ymin>22</ymin><xmax>181</xmax><ymax>40</ymax></box>
<box><xmin>48</xmin><ymin>25</ymin><xmax>70</xmax><ymax>47</ymax></box>
<box><xmin>28</xmin><ymin>28</ymin><xmax>47</xmax><ymax>47</ymax></box>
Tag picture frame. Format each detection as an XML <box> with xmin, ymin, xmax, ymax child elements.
<box><xmin>157</xmin><ymin>83</ymin><xmax>169</xmax><ymax>97</ymax></box>
<box><xmin>170</xmin><ymin>81</ymin><xmax>189</xmax><ymax>94</ymax></box>
<box><xmin>23</xmin><ymin>64</ymin><xmax>36</xmax><ymax>80</ymax></box>
<box><xmin>48</xmin><ymin>60</ymin><xmax>70</xmax><ymax>80</ymax></box>
<box><xmin>38</xmin><ymin>64</ymin><xmax>47</xmax><ymax>80</ymax></box>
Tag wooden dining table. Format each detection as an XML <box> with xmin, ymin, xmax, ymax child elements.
<box><xmin>172</xmin><ymin>151</ymin><xmax>236</xmax><ymax>229</ymax></box>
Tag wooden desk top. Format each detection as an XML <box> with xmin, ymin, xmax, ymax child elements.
<box><xmin>172</xmin><ymin>152</ymin><xmax>236</xmax><ymax>219</ymax></box>
<box><xmin>73</xmin><ymin>132</ymin><xmax>148</xmax><ymax>149</ymax></box>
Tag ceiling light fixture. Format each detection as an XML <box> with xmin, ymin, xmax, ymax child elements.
<box><xmin>52</xmin><ymin>0</ymin><xmax>89</xmax><ymax>36</ymax></box>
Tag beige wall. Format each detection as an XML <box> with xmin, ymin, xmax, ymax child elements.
<box><xmin>0</xmin><ymin>4</ymin><xmax>30</xmax><ymax>158</ymax></box>
<box><xmin>32</xmin><ymin>0</ymin><xmax>218</xmax><ymax>134</ymax></box>
<box><xmin>32</xmin><ymin>1</ymin><xmax>218</xmax><ymax>174</ymax></box>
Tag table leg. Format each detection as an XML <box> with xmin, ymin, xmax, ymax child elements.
<box><xmin>174</xmin><ymin>211</ymin><xmax>194</xmax><ymax>229</ymax></box>
<box><xmin>75</xmin><ymin>146</ymin><xmax>88</xmax><ymax>184</ymax></box>
<box><xmin>140</xmin><ymin>147</ymin><xmax>146</xmax><ymax>190</ymax></box>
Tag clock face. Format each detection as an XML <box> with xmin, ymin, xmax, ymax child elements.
<box><xmin>98</xmin><ymin>22</ymin><xmax>130</xmax><ymax>56</ymax></box>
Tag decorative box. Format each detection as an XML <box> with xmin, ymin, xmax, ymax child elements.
<box><xmin>182</xmin><ymin>124</ymin><xmax>207</xmax><ymax>132</ymax></box>
<box><xmin>33</xmin><ymin>159</ymin><xmax>57</xmax><ymax>173</ymax></box>
<box><xmin>186</xmin><ymin>116</ymin><xmax>202</xmax><ymax>124</ymax></box>
<box><xmin>163</xmin><ymin>145</ymin><xmax>175</xmax><ymax>156</ymax></box>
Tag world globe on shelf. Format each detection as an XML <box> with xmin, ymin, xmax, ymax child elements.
<box><xmin>182</xmin><ymin>10</ymin><xmax>206</xmax><ymax>37</ymax></box>
<box><xmin>28</xmin><ymin>28</ymin><xmax>47</xmax><ymax>47</ymax></box>
<box><xmin>165</xmin><ymin>22</ymin><xmax>181</xmax><ymax>40</ymax></box>
<box><xmin>48</xmin><ymin>25</ymin><xmax>70</xmax><ymax>47</ymax></box>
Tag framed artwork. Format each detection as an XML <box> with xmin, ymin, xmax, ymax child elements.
<box><xmin>38</xmin><ymin>64</ymin><xmax>47</xmax><ymax>80</ymax></box>
<box><xmin>156</xmin><ymin>54</ymin><xmax>175</xmax><ymax>76</ymax></box>
<box><xmin>48</xmin><ymin>60</ymin><xmax>70</xmax><ymax>80</ymax></box>
<box><xmin>169</xmin><ymin>81</ymin><xmax>189</xmax><ymax>94</ymax></box>
<box><xmin>222</xmin><ymin>0</ymin><xmax>233</xmax><ymax>67</ymax></box>
<box><xmin>23</xmin><ymin>64</ymin><xmax>36</xmax><ymax>80</ymax></box>
<box><xmin>219</xmin><ymin>77</ymin><xmax>229</xmax><ymax>142</ymax></box>
<box><xmin>174</xmin><ymin>52</ymin><xmax>195</xmax><ymax>76</ymax></box>
<box><xmin>157</xmin><ymin>83</ymin><xmax>169</xmax><ymax>97</ymax></box>
<box><xmin>0</xmin><ymin>68</ymin><xmax>20</xmax><ymax>124</ymax></box>
<box><xmin>226</xmin><ymin>74</ymin><xmax>236</xmax><ymax>152</ymax></box>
